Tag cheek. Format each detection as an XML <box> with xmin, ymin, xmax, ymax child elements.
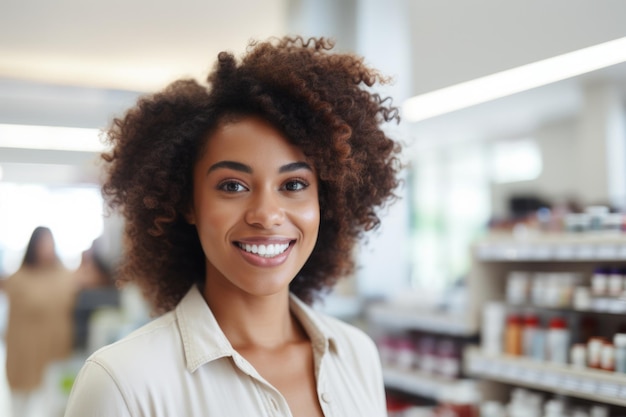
<box><xmin>197</xmin><ymin>205</ymin><xmax>235</xmax><ymax>236</ymax></box>
<box><xmin>296</xmin><ymin>201</ymin><xmax>321</xmax><ymax>239</ymax></box>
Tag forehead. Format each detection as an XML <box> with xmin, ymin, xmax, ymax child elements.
<box><xmin>201</xmin><ymin>116</ymin><xmax>308</xmax><ymax>165</ymax></box>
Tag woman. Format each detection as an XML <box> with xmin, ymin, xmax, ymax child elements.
<box><xmin>3</xmin><ymin>226</ymin><xmax>77</xmax><ymax>417</ymax></box>
<box><xmin>65</xmin><ymin>36</ymin><xmax>401</xmax><ymax>417</ymax></box>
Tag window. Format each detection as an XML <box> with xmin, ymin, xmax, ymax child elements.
<box><xmin>0</xmin><ymin>183</ymin><xmax>104</xmax><ymax>274</ymax></box>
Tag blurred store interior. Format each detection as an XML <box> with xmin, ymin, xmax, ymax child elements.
<box><xmin>1</xmin><ymin>0</ymin><xmax>626</xmax><ymax>416</ymax></box>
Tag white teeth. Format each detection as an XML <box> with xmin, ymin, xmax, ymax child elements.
<box><xmin>239</xmin><ymin>242</ymin><xmax>290</xmax><ymax>258</ymax></box>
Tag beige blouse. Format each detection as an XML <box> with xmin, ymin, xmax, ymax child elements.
<box><xmin>64</xmin><ymin>286</ymin><xmax>387</xmax><ymax>416</ymax></box>
<box><xmin>4</xmin><ymin>265</ymin><xmax>77</xmax><ymax>391</ymax></box>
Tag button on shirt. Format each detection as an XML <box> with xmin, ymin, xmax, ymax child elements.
<box><xmin>64</xmin><ymin>286</ymin><xmax>387</xmax><ymax>416</ymax></box>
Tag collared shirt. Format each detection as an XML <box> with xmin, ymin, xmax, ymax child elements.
<box><xmin>64</xmin><ymin>286</ymin><xmax>387</xmax><ymax>417</ymax></box>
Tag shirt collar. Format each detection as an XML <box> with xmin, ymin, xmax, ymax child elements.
<box><xmin>288</xmin><ymin>293</ymin><xmax>341</xmax><ymax>357</ymax></box>
<box><xmin>176</xmin><ymin>286</ymin><xmax>341</xmax><ymax>373</ymax></box>
<box><xmin>176</xmin><ymin>285</ymin><xmax>234</xmax><ymax>372</ymax></box>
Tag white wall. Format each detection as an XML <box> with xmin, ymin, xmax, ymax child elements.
<box><xmin>490</xmin><ymin>80</ymin><xmax>626</xmax><ymax>218</ymax></box>
<box><xmin>490</xmin><ymin>120</ymin><xmax>580</xmax><ymax>218</ymax></box>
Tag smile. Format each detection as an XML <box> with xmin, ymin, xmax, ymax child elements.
<box><xmin>236</xmin><ymin>242</ymin><xmax>291</xmax><ymax>258</ymax></box>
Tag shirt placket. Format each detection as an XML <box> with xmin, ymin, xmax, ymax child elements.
<box><xmin>232</xmin><ymin>353</ymin><xmax>292</xmax><ymax>417</ymax></box>
<box><xmin>314</xmin><ymin>341</ymin><xmax>337</xmax><ymax>417</ymax></box>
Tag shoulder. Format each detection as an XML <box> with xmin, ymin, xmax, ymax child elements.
<box><xmin>67</xmin><ymin>311</ymin><xmax>184</xmax><ymax>415</ymax></box>
<box><xmin>86</xmin><ymin>310</ymin><xmax>182</xmax><ymax>378</ymax></box>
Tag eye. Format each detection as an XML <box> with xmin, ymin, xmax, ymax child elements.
<box><xmin>283</xmin><ymin>179</ymin><xmax>308</xmax><ymax>192</ymax></box>
<box><xmin>218</xmin><ymin>180</ymin><xmax>248</xmax><ymax>193</ymax></box>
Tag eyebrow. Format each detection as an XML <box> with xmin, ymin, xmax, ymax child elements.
<box><xmin>279</xmin><ymin>161</ymin><xmax>313</xmax><ymax>173</ymax></box>
<box><xmin>207</xmin><ymin>160</ymin><xmax>313</xmax><ymax>175</ymax></box>
<box><xmin>207</xmin><ymin>161</ymin><xmax>252</xmax><ymax>174</ymax></box>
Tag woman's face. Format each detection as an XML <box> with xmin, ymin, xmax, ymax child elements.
<box><xmin>36</xmin><ymin>231</ymin><xmax>57</xmax><ymax>266</ymax></box>
<box><xmin>189</xmin><ymin>116</ymin><xmax>320</xmax><ymax>299</ymax></box>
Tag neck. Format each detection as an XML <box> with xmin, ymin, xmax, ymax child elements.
<box><xmin>203</xmin><ymin>283</ymin><xmax>305</xmax><ymax>350</ymax></box>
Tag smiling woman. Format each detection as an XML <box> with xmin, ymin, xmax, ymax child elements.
<box><xmin>64</xmin><ymin>36</ymin><xmax>402</xmax><ymax>417</ymax></box>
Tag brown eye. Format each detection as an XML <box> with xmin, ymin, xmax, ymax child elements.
<box><xmin>283</xmin><ymin>180</ymin><xmax>308</xmax><ymax>192</ymax></box>
<box><xmin>218</xmin><ymin>181</ymin><xmax>247</xmax><ymax>193</ymax></box>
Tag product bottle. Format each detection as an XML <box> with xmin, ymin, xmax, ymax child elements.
<box><xmin>522</xmin><ymin>313</ymin><xmax>544</xmax><ymax>360</ymax></box>
<box><xmin>418</xmin><ymin>335</ymin><xmax>437</xmax><ymax>375</ymax></box>
<box><xmin>600</xmin><ymin>341</ymin><xmax>615</xmax><ymax>372</ymax></box>
<box><xmin>436</xmin><ymin>338</ymin><xmax>461</xmax><ymax>379</ymax></box>
<box><xmin>543</xmin><ymin>399</ymin><xmax>566</xmax><ymax>417</ymax></box>
<box><xmin>570</xmin><ymin>343</ymin><xmax>587</xmax><ymax>368</ymax></box>
<box><xmin>504</xmin><ymin>313</ymin><xmax>523</xmax><ymax>356</ymax></box>
<box><xmin>608</xmin><ymin>267</ymin><xmax>624</xmax><ymax>296</ymax></box>
<box><xmin>613</xmin><ymin>332</ymin><xmax>626</xmax><ymax>373</ymax></box>
<box><xmin>395</xmin><ymin>335</ymin><xmax>417</xmax><ymax>371</ymax></box>
<box><xmin>506</xmin><ymin>271</ymin><xmax>530</xmax><ymax>305</ymax></box>
<box><xmin>482</xmin><ymin>302</ymin><xmax>506</xmax><ymax>355</ymax></box>
<box><xmin>590</xmin><ymin>405</ymin><xmax>609</xmax><ymax>417</ymax></box>
<box><xmin>587</xmin><ymin>337</ymin><xmax>607</xmax><ymax>369</ymax></box>
<box><xmin>546</xmin><ymin>316</ymin><xmax>570</xmax><ymax>364</ymax></box>
<box><xmin>591</xmin><ymin>267</ymin><xmax>609</xmax><ymax>297</ymax></box>
<box><xmin>435</xmin><ymin>380</ymin><xmax>480</xmax><ymax>417</ymax></box>
<box><xmin>480</xmin><ymin>401</ymin><xmax>505</xmax><ymax>417</ymax></box>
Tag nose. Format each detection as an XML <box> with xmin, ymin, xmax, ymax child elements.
<box><xmin>244</xmin><ymin>188</ymin><xmax>285</xmax><ymax>229</ymax></box>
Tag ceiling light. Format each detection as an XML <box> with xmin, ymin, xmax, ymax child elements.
<box><xmin>403</xmin><ymin>36</ymin><xmax>626</xmax><ymax>123</ymax></box>
<box><xmin>0</xmin><ymin>124</ymin><xmax>105</xmax><ymax>152</ymax></box>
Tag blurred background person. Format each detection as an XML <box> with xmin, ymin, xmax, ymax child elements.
<box><xmin>71</xmin><ymin>237</ymin><xmax>120</xmax><ymax>355</ymax></box>
<box><xmin>0</xmin><ymin>226</ymin><xmax>78</xmax><ymax>417</ymax></box>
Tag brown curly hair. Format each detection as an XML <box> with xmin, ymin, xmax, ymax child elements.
<box><xmin>102</xmin><ymin>36</ymin><xmax>402</xmax><ymax>313</ymax></box>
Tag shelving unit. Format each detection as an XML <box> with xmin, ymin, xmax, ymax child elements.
<box><xmin>366</xmin><ymin>303</ymin><xmax>478</xmax><ymax>336</ymax></box>
<box><xmin>366</xmin><ymin>301</ymin><xmax>482</xmax><ymax>402</ymax></box>
<box><xmin>475</xmin><ymin>232</ymin><xmax>626</xmax><ymax>262</ymax></box>
<box><xmin>465</xmin><ymin>232</ymin><xmax>626</xmax><ymax>409</ymax></box>
<box><xmin>382</xmin><ymin>367</ymin><xmax>469</xmax><ymax>400</ymax></box>
<box><xmin>466</xmin><ymin>346</ymin><xmax>626</xmax><ymax>407</ymax></box>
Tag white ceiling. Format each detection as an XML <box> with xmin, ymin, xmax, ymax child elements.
<box><xmin>0</xmin><ymin>0</ymin><xmax>288</xmax><ymax>91</ymax></box>
<box><xmin>409</xmin><ymin>61</ymin><xmax>626</xmax><ymax>150</ymax></box>
<box><xmin>2</xmin><ymin>0</ymin><xmax>626</xmax><ymax>170</ymax></box>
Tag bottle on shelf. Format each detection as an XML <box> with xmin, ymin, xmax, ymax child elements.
<box><xmin>546</xmin><ymin>316</ymin><xmax>570</xmax><ymax>364</ymax></box>
<box><xmin>504</xmin><ymin>313</ymin><xmax>523</xmax><ymax>356</ymax></box>
<box><xmin>417</xmin><ymin>335</ymin><xmax>437</xmax><ymax>375</ymax></box>
<box><xmin>591</xmin><ymin>267</ymin><xmax>609</xmax><ymax>298</ymax></box>
<box><xmin>587</xmin><ymin>337</ymin><xmax>608</xmax><ymax>369</ymax></box>
<box><xmin>506</xmin><ymin>271</ymin><xmax>530</xmax><ymax>305</ymax></box>
<box><xmin>599</xmin><ymin>341</ymin><xmax>615</xmax><ymax>372</ymax></box>
<box><xmin>570</xmin><ymin>343</ymin><xmax>587</xmax><ymax>368</ymax></box>
<box><xmin>543</xmin><ymin>398</ymin><xmax>567</xmax><ymax>417</ymax></box>
<box><xmin>613</xmin><ymin>332</ymin><xmax>626</xmax><ymax>373</ymax></box>
<box><xmin>482</xmin><ymin>302</ymin><xmax>506</xmax><ymax>356</ymax></box>
<box><xmin>436</xmin><ymin>338</ymin><xmax>461</xmax><ymax>380</ymax></box>
<box><xmin>589</xmin><ymin>405</ymin><xmax>609</xmax><ymax>417</ymax></box>
<box><xmin>522</xmin><ymin>313</ymin><xmax>544</xmax><ymax>360</ymax></box>
<box><xmin>434</xmin><ymin>380</ymin><xmax>480</xmax><ymax>417</ymax></box>
<box><xmin>396</xmin><ymin>335</ymin><xmax>418</xmax><ymax>371</ymax></box>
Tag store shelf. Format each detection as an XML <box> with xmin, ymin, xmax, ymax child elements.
<box><xmin>366</xmin><ymin>303</ymin><xmax>477</xmax><ymax>336</ymax></box>
<box><xmin>383</xmin><ymin>367</ymin><xmax>468</xmax><ymax>400</ymax></box>
<box><xmin>475</xmin><ymin>233</ymin><xmax>626</xmax><ymax>261</ymax></box>
<box><xmin>465</xmin><ymin>346</ymin><xmax>626</xmax><ymax>407</ymax></box>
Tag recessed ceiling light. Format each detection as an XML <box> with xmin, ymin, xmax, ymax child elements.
<box><xmin>0</xmin><ymin>124</ymin><xmax>105</xmax><ymax>152</ymax></box>
<box><xmin>403</xmin><ymin>36</ymin><xmax>626</xmax><ymax>123</ymax></box>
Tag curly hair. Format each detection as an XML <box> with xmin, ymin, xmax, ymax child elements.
<box><xmin>102</xmin><ymin>36</ymin><xmax>402</xmax><ymax>313</ymax></box>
